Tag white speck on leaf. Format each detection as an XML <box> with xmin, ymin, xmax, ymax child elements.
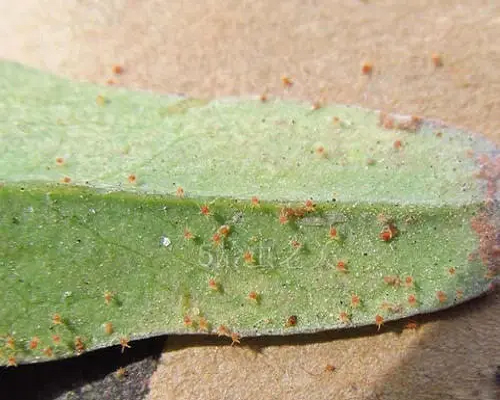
<box><xmin>160</xmin><ymin>236</ymin><xmax>171</xmax><ymax>247</ymax></box>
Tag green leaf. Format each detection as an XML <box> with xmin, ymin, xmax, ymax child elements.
<box><xmin>0</xmin><ymin>61</ymin><xmax>498</xmax><ymax>365</ymax></box>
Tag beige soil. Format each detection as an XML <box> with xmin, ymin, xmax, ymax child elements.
<box><xmin>1</xmin><ymin>1</ymin><xmax>499</xmax><ymax>399</ymax></box>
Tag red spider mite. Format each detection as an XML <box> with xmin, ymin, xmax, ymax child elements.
<box><xmin>43</xmin><ymin>347</ymin><xmax>53</xmax><ymax>357</ymax></box>
<box><xmin>200</xmin><ymin>205</ymin><xmax>210</xmax><ymax>216</ymax></box>
<box><xmin>29</xmin><ymin>337</ymin><xmax>40</xmax><ymax>350</ymax></box>
<box><xmin>104</xmin><ymin>291</ymin><xmax>113</xmax><ymax>305</ymax></box>
<box><xmin>119</xmin><ymin>337</ymin><xmax>131</xmax><ymax>353</ymax></box>
<box><xmin>404</xmin><ymin>320</ymin><xmax>418</xmax><ymax>330</ymax></box>
<box><xmin>431</xmin><ymin>53</ymin><xmax>443</xmax><ymax>67</ymax></box>
<box><xmin>211</xmin><ymin>233</ymin><xmax>221</xmax><ymax>246</ymax></box>
<box><xmin>52</xmin><ymin>314</ymin><xmax>62</xmax><ymax>325</ymax></box>
<box><xmin>286</xmin><ymin>315</ymin><xmax>298</xmax><ymax>327</ymax></box>
<box><xmin>281</xmin><ymin>75</ymin><xmax>293</xmax><ymax>88</ymax></box>
<box><xmin>176</xmin><ymin>186</ymin><xmax>184</xmax><ymax>198</ymax></box>
<box><xmin>336</xmin><ymin>261</ymin><xmax>347</xmax><ymax>273</ymax></box>
<box><xmin>436</xmin><ymin>291</ymin><xmax>447</xmax><ymax>303</ymax></box>
<box><xmin>104</xmin><ymin>322</ymin><xmax>114</xmax><ymax>335</ymax></box>
<box><xmin>231</xmin><ymin>332</ymin><xmax>241</xmax><ymax>346</ymax></box>
<box><xmin>74</xmin><ymin>337</ymin><xmax>85</xmax><ymax>354</ymax></box>
<box><xmin>361</xmin><ymin>62</ymin><xmax>373</xmax><ymax>75</ymax></box>
<box><xmin>198</xmin><ymin>317</ymin><xmax>209</xmax><ymax>331</ymax></box>
<box><xmin>339</xmin><ymin>312</ymin><xmax>350</xmax><ymax>323</ymax></box>
<box><xmin>408</xmin><ymin>294</ymin><xmax>417</xmax><ymax>306</ymax></box>
<box><xmin>127</xmin><ymin>174</ymin><xmax>136</xmax><ymax>184</ymax></box>
<box><xmin>208</xmin><ymin>278</ymin><xmax>220</xmax><ymax>291</ymax></box>
<box><xmin>112</xmin><ymin>65</ymin><xmax>124</xmax><ymax>75</ymax></box>
<box><xmin>219</xmin><ymin>225</ymin><xmax>230</xmax><ymax>237</ymax></box>
<box><xmin>243</xmin><ymin>251</ymin><xmax>255</xmax><ymax>264</ymax></box>
<box><xmin>183</xmin><ymin>315</ymin><xmax>193</xmax><ymax>327</ymax></box>
<box><xmin>248</xmin><ymin>291</ymin><xmax>259</xmax><ymax>301</ymax></box>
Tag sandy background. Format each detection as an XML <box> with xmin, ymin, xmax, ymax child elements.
<box><xmin>1</xmin><ymin>1</ymin><xmax>499</xmax><ymax>399</ymax></box>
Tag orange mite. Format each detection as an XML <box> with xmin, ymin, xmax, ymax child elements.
<box><xmin>198</xmin><ymin>317</ymin><xmax>209</xmax><ymax>331</ymax></box>
<box><xmin>104</xmin><ymin>291</ymin><xmax>113</xmax><ymax>305</ymax></box>
<box><xmin>211</xmin><ymin>233</ymin><xmax>221</xmax><ymax>246</ymax></box>
<box><xmin>336</xmin><ymin>260</ymin><xmax>347</xmax><ymax>273</ymax></box>
<box><xmin>208</xmin><ymin>278</ymin><xmax>219</xmax><ymax>291</ymax></box>
<box><xmin>230</xmin><ymin>332</ymin><xmax>241</xmax><ymax>346</ymax></box>
<box><xmin>339</xmin><ymin>311</ymin><xmax>350</xmax><ymax>323</ymax></box>
<box><xmin>324</xmin><ymin>364</ymin><xmax>336</xmax><ymax>372</ymax></box>
<box><xmin>393</xmin><ymin>140</ymin><xmax>403</xmax><ymax>150</ymax></box>
<box><xmin>119</xmin><ymin>337</ymin><xmax>131</xmax><ymax>353</ymax></box>
<box><xmin>96</xmin><ymin>95</ymin><xmax>107</xmax><ymax>106</ymax></box>
<box><xmin>448</xmin><ymin>267</ymin><xmax>456</xmax><ymax>275</ymax></box>
<box><xmin>286</xmin><ymin>315</ymin><xmax>298</xmax><ymax>327</ymax></box>
<box><xmin>408</xmin><ymin>294</ymin><xmax>417</xmax><ymax>306</ymax></box>
<box><xmin>405</xmin><ymin>276</ymin><xmax>414</xmax><ymax>287</ymax></box>
<box><xmin>183</xmin><ymin>229</ymin><xmax>194</xmax><ymax>240</ymax></box>
<box><xmin>7</xmin><ymin>356</ymin><xmax>17</xmax><ymax>367</ymax></box>
<box><xmin>52</xmin><ymin>335</ymin><xmax>61</xmax><ymax>345</ymax></box>
<box><xmin>279</xmin><ymin>210</ymin><xmax>288</xmax><ymax>224</ymax></box>
<box><xmin>116</xmin><ymin>367</ymin><xmax>127</xmax><ymax>379</ymax></box>
<box><xmin>74</xmin><ymin>337</ymin><xmax>85</xmax><ymax>354</ymax></box>
<box><xmin>55</xmin><ymin>157</ymin><xmax>64</xmax><ymax>165</ymax></box>
<box><xmin>315</xmin><ymin>145</ymin><xmax>326</xmax><ymax>157</ymax></box>
<box><xmin>200</xmin><ymin>205</ymin><xmax>210</xmax><ymax>216</ymax></box>
<box><xmin>29</xmin><ymin>336</ymin><xmax>40</xmax><ymax>350</ymax></box>
<box><xmin>431</xmin><ymin>53</ymin><xmax>443</xmax><ymax>67</ymax></box>
<box><xmin>6</xmin><ymin>336</ymin><xmax>15</xmax><ymax>350</ymax></box>
<box><xmin>219</xmin><ymin>225</ymin><xmax>230</xmax><ymax>237</ymax></box>
<box><xmin>243</xmin><ymin>251</ymin><xmax>255</xmax><ymax>264</ymax></box>
<box><xmin>217</xmin><ymin>325</ymin><xmax>231</xmax><ymax>337</ymax></box>
<box><xmin>176</xmin><ymin>186</ymin><xmax>185</xmax><ymax>198</ymax></box>
<box><xmin>112</xmin><ymin>65</ymin><xmax>124</xmax><ymax>75</ymax></box>
<box><xmin>127</xmin><ymin>174</ymin><xmax>136</xmax><ymax>184</ymax></box>
<box><xmin>404</xmin><ymin>320</ymin><xmax>418</xmax><ymax>330</ymax></box>
<box><xmin>311</xmin><ymin>100</ymin><xmax>322</xmax><ymax>110</ymax></box>
<box><xmin>183</xmin><ymin>315</ymin><xmax>193</xmax><ymax>327</ymax></box>
<box><xmin>61</xmin><ymin>176</ymin><xmax>71</xmax><ymax>184</ymax></box>
<box><xmin>379</xmin><ymin>223</ymin><xmax>398</xmax><ymax>242</ymax></box>
<box><xmin>351</xmin><ymin>295</ymin><xmax>360</xmax><ymax>308</ymax></box>
<box><xmin>104</xmin><ymin>322</ymin><xmax>114</xmax><ymax>335</ymax></box>
<box><xmin>291</xmin><ymin>240</ymin><xmax>301</xmax><ymax>249</ymax></box>
<box><xmin>281</xmin><ymin>75</ymin><xmax>293</xmax><ymax>88</ymax></box>
<box><xmin>329</xmin><ymin>226</ymin><xmax>338</xmax><ymax>240</ymax></box>
<box><xmin>259</xmin><ymin>92</ymin><xmax>268</xmax><ymax>102</ymax></box>
<box><xmin>43</xmin><ymin>347</ymin><xmax>54</xmax><ymax>357</ymax></box>
<box><xmin>248</xmin><ymin>291</ymin><xmax>259</xmax><ymax>301</ymax></box>
<box><xmin>52</xmin><ymin>313</ymin><xmax>63</xmax><ymax>325</ymax></box>
<box><xmin>383</xmin><ymin>275</ymin><xmax>401</xmax><ymax>287</ymax></box>
<box><xmin>251</xmin><ymin>196</ymin><xmax>260</xmax><ymax>206</ymax></box>
<box><xmin>375</xmin><ymin>315</ymin><xmax>384</xmax><ymax>331</ymax></box>
<box><xmin>361</xmin><ymin>61</ymin><xmax>373</xmax><ymax>75</ymax></box>
<box><xmin>436</xmin><ymin>291</ymin><xmax>447</xmax><ymax>303</ymax></box>
<box><xmin>304</xmin><ymin>199</ymin><xmax>315</xmax><ymax>211</ymax></box>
